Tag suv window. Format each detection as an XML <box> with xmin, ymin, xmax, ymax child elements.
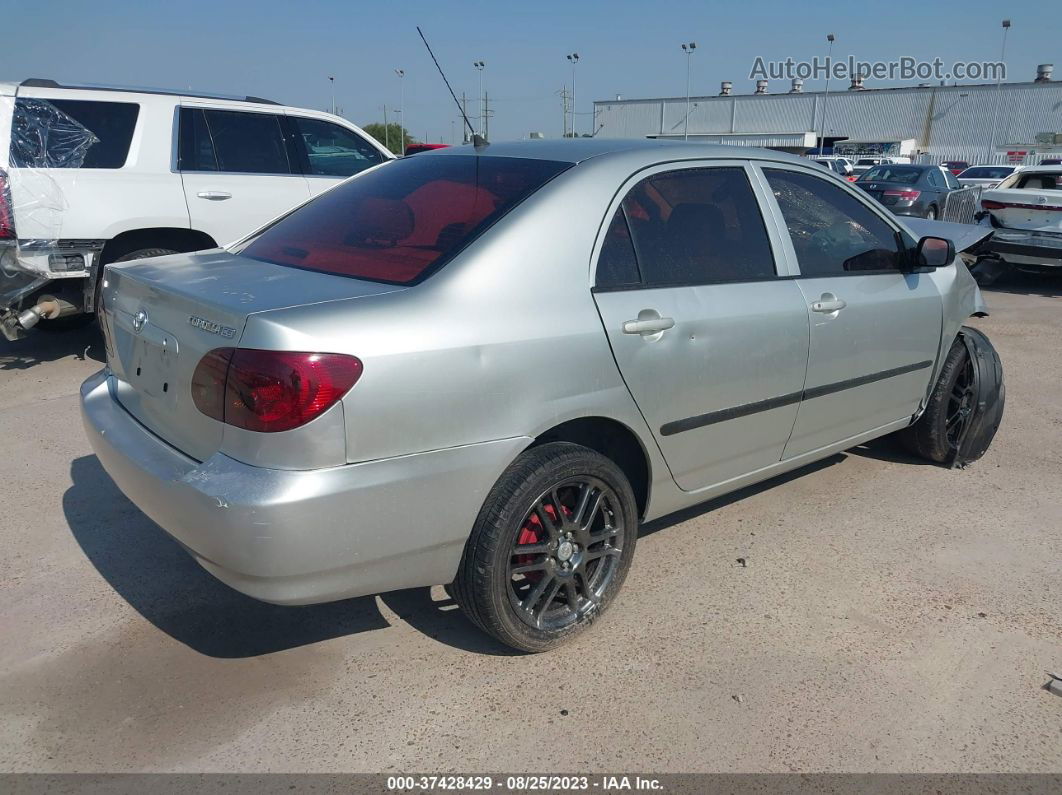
<box><xmin>615</xmin><ymin>167</ymin><xmax>776</xmax><ymax>286</ymax></box>
<box><xmin>239</xmin><ymin>155</ymin><xmax>570</xmax><ymax>285</ymax></box>
<box><xmin>765</xmin><ymin>168</ymin><xmax>904</xmax><ymax>276</ymax></box>
<box><xmin>290</xmin><ymin>117</ymin><xmax>385</xmax><ymax>177</ymax></box>
<box><xmin>181</xmin><ymin>109</ymin><xmax>291</xmax><ymax>174</ymax></box>
<box><xmin>10</xmin><ymin>98</ymin><xmax>139</xmax><ymax>169</ymax></box>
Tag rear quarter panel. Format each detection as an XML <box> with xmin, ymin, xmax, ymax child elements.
<box><xmin>238</xmin><ymin>156</ymin><xmax>674</xmax><ymax>506</ymax></box>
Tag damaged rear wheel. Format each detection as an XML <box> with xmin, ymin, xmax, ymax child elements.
<box><xmin>900</xmin><ymin>328</ymin><xmax>1005</xmax><ymax>466</ymax></box>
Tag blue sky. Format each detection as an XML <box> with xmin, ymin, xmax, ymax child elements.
<box><xmin>9</xmin><ymin>0</ymin><xmax>1059</xmax><ymax>142</ymax></box>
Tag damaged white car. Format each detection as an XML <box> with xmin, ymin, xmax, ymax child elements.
<box><xmin>0</xmin><ymin>78</ymin><xmax>393</xmax><ymax>340</ymax></box>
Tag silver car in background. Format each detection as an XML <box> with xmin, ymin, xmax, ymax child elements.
<box><xmin>81</xmin><ymin>140</ymin><xmax>1004</xmax><ymax>652</ymax></box>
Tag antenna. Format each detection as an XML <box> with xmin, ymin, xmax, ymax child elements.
<box><xmin>416</xmin><ymin>26</ymin><xmax>487</xmax><ymax>147</ymax></box>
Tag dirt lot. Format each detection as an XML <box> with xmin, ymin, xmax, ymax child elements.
<box><xmin>1</xmin><ymin>273</ymin><xmax>1060</xmax><ymax>774</ymax></box>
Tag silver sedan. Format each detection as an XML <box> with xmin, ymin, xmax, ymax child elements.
<box><xmin>81</xmin><ymin>139</ymin><xmax>1004</xmax><ymax>652</ymax></box>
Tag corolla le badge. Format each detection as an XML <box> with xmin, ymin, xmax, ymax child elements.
<box><xmin>132</xmin><ymin>309</ymin><xmax>148</xmax><ymax>334</ymax></box>
<box><xmin>188</xmin><ymin>315</ymin><xmax>237</xmax><ymax>338</ymax></box>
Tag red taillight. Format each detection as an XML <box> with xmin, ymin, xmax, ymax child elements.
<box><xmin>981</xmin><ymin>199</ymin><xmax>1006</xmax><ymax>211</ymax></box>
<box><xmin>191</xmin><ymin>348</ymin><xmax>363</xmax><ymax>433</ymax></box>
<box><xmin>0</xmin><ymin>170</ymin><xmax>15</xmax><ymax>240</ymax></box>
<box><xmin>884</xmin><ymin>189</ymin><xmax>921</xmax><ymax>200</ymax></box>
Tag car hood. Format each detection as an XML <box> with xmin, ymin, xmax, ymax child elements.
<box><xmin>900</xmin><ymin>217</ymin><xmax>994</xmax><ymax>253</ymax></box>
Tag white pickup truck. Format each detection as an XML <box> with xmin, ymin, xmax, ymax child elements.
<box><xmin>0</xmin><ymin>79</ymin><xmax>393</xmax><ymax>340</ymax></box>
<box><xmin>978</xmin><ymin>166</ymin><xmax>1062</xmax><ymax>280</ymax></box>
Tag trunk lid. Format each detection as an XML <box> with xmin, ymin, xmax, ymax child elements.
<box><xmin>981</xmin><ymin>186</ymin><xmax>1062</xmax><ymax>232</ymax></box>
<box><xmin>102</xmin><ymin>249</ymin><xmax>404</xmax><ymax>461</ymax></box>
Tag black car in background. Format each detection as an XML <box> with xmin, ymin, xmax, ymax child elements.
<box><xmin>855</xmin><ymin>164</ymin><xmax>962</xmax><ymax>219</ymax></box>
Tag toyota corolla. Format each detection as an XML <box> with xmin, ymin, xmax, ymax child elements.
<box><xmin>81</xmin><ymin>140</ymin><xmax>1004</xmax><ymax>652</ymax></box>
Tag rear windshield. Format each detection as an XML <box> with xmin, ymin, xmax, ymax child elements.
<box><xmin>859</xmin><ymin>166</ymin><xmax>921</xmax><ymax>183</ymax></box>
<box><xmin>238</xmin><ymin>154</ymin><xmax>570</xmax><ymax>285</ymax></box>
<box><xmin>960</xmin><ymin>166</ymin><xmax>1013</xmax><ymax>179</ymax></box>
<box><xmin>10</xmin><ymin>98</ymin><xmax>139</xmax><ymax>169</ymax></box>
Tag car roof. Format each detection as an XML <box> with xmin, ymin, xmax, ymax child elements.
<box><xmin>423</xmin><ymin>138</ymin><xmax>813</xmax><ymax>167</ymax></box>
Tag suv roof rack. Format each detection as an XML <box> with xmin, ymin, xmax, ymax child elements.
<box><xmin>19</xmin><ymin>78</ymin><xmax>281</xmax><ymax>106</ymax></box>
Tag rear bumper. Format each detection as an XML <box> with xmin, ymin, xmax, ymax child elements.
<box><xmin>987</xmin><ymin>229</ymin><xmax>1062</xmax><ymax>267</ymax></box>
<box><xmin>80</xmin><ymin>369</ymin><xmax>529</xmax><ymax>605</ymax></box>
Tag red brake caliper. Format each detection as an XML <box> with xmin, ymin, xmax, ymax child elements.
<box><xmin>515</xmin><ymin>502</ymin><xmax>570</xmax><ymax>583</ymax></box>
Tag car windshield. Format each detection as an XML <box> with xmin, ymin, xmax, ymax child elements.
<box><xmin>859</xmin><ymin>166</ymin><xmax>921</xmax><ymax>183</ymax></box>
<box><xmin>238</xmin><ymin>155</ymin><xmax>570</xmax><ymax>285</ymax></box>
<box><xmin>960</xmin><ymin>166</ymin><xmax>1014</xmax><ymax>179</ymax></box>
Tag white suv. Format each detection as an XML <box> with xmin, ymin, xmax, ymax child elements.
<box><xmin>0</xmin><ymin>78</ymin><xmax>393</xmax><ymax>339</ymax></box>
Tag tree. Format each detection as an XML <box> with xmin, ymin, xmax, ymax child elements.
<box><xmin>362</xmin><ymin>122</ymin><xmax>416</xmax><ymax>155</ymax></box>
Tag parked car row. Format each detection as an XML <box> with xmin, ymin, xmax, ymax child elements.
<box><xmin>0</xmin><ymin>79</ymin><xmax>395</xmax><ymax>339</ymax></box>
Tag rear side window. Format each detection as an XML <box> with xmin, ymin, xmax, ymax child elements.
<box><xmin>617</xmin><ymin>167</ymin><xmax>777</xmax><ymax>286</ymax></box>
<box><xmin>595</xmin><ymin>209</ymin><xmax>641</xmax><ymax>288</ymax></box>
<box><xmin>10</xmin><ymin>98</ymin><xmax>139</xmax><ymax>169</ymax></box>
<box><xmin>238</xmin><ymin>155</ymin><xmax>570</xmax><ymax>285</ymax></box>
<box><xmin>180</xmin><ymin>109</ymin><xmax>291</xmax><ymax>174</ymax></box>
<box><xmin>289</xmin><ymin>117</ymin><xmax>385</xmax><ymax>177</ymax></box>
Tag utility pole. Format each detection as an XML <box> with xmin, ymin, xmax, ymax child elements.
<box><xmin>484</xmin><ymin>92</ymin><xmax>490</xmax><ymax>140</ymax></box>
<box><xmin>559</xmin><ymin>86</ymin><xmax>571</xmax><ymax>137</ymax></box>
<box><xmin>395</xmin><ymin>69</ymin><xmax>405</xmax><ymax>154</ymax></box>
<box><xmin>461</xmin><ymin>92</ymin><xmax>469</xmax><ymax>143</ymax></box>
<box><xmin>987</xmin><ymin>19</ymin><xmax>1011</xmax><ymax>164</ymax></box>
<box><xmin>817</xmin><ymin>33</ymin><xmax>836</xmax><ymax>155</ymax></box>
<box><xmin>473</xmin><ymin>61</ymin><xmax>486</xmax><ymax>136</ymax></box>
<box><xmin>328</xmin><ymin>76</ymin><xmax>335</xmax><ymax>115</ymax></box>
<box><xmin>383</xmin><ymin>104</ymin><xmax>389</xmax><ymax>152</ymax></box>
<box><xmin>566</xmin><ymin>53</ymin><xmax>580</xmax><ymax>136</ymax></box>
<box><xmin>681</xmin><ymin>42</ymin><xmax>696</xmax><ymax>141</ymax></box>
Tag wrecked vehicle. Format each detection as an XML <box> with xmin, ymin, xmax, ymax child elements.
<box><xmin>972</xmin><ymin>166</ymin><xmax>1062</xmax><ymax>285</ymax></box>
<box><xmin>0</xmin><ymin>78</ymin><xmax>393</xmax><ymax>340</ymax></box>
<box><xmin>81</xmin><ymin>140</ymin><xmax>1004</xmax><ymax>652</ymax></box>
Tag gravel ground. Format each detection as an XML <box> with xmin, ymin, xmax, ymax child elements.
<box><xmin>1</xmin><ymin>272</ymin><xmax>1060</xmax><ymax>773</ymax></box>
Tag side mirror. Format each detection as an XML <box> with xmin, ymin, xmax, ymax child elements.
<box><xmin>915</xmin><ymin>235</ymin><xmax>954</xmax><ymax>269</ymax></box>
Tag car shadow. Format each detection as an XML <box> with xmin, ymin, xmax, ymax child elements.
<box><xmin>64</xmin><ymin>454</ymin><xmax>519</xmax><ymax>658</ymax></box>
<box><xmin>845</xmin><ymin>433</ymin><xmax>939</xmax><ymax>466</ymax></box>
<box><xmin>0</xmin><ymin>324</ymin><xmax>105</xmax><ymax>370</ymax></box>
<box><xmin>63</xmin><ymin>455</ymin><xmax>390</xmax><ymax>658</ymax></box>
<box><xmin>638</xmin><ymin>453</ymin><xmax>848</xmax><ymax>538</ymax></box>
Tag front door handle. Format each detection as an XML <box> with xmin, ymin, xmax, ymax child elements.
<box><xmin>196</xmin><ymin>191</ymin><xmax>232</xmax><ymax>201</ymax></box>
<box><xmin>811</xmin><ymin>295</ymin><xmax>847</xmax><ymax>313</ymax></box>
<box><xmin>622</xmin><ymin>316</ymin><xmax>676</xmax><ymax>335</ymax></box>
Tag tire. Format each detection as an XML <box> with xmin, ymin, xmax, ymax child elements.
<box><xmin>452</xmin><ymin>442</ymin><xmax>638</xmax><ymax>652</ymax></box>
<box><xmin>924</xmin><ymin>205</ymin><xmax>938</xmax><ymax>220</ymax></box>
<box><xmin>900</xmin><ymin>337</ymin><xmax>973</xmax><ymax>463</ymax></box>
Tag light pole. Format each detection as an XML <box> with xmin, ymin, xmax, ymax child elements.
<box><xmin>987</xmin><ymin>19</ymin><xmax>1011</xmax><ymax>164</ymax></box>
<box><xmin>328</xmin><ymin>76</ymin><xmax>335</xmax><ymax>115</ymax></box>
<box><xmin>566</xmin><ymin>53</ymin><xmax>580</xmax><ymax>137</ymax></box>
<box><xmin>817</xmin><ymin>33</ymin><xmax>836</xmax><ymax>156</ymax></box>
<box><xmin>394</xmin><ymin>68</ymin><xmax>405</xmax><ymax>153</ymax></box>
<box><xmin>473</xmin><ymin>61</ymin><xmax>485</xmax><ymax>136</ymax></box>
<box><xmin>681</xmin><ymin>42</ymin><xmax>696</xmax><ymax>140</ymax></box>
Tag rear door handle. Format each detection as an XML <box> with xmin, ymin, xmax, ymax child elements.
<box><xmin>196</xmin><ymin>191</ymin><xmax>232</xmax><ymax>201</ymax></box>
<box><xmin>622</xmin><ymin>317</ymin><xmax>676</xmax><ymax>335</ymax></box>
<box><xmin>811</xmin><ymin>297</ymin><xmax>847</xmax><ymax>313</ymax></box>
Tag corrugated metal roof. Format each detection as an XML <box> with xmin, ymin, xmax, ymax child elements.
<box><xmin>594</xmin><ymin>80</ymin><xmax>1062</xmax><ymax>161</ymax></box>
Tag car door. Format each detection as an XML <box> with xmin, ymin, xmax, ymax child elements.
<box><xmin>285</xmin><ymin>114</ymin><xmax>391</xmax><ymax>197</ymax></box>
<box><xmin>757</xmin><ymin>165</ymin><xmax>943</xmax><ymax>459</ymax></box>
<box><xmin>592</xmin><ymin>162</ymin><xmax>811</xmax><ymax>493</ymax></box>
<box><xmin>178</xmin><ymin>106</ymin><xmax>311</xmax><ymax>246</ymax></box>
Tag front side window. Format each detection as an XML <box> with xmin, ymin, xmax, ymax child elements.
<box><xmin>615</xmin><ymin>167</ymin><xmax>776</xmax><ymax>286</ymax></box>
<box><xmin>10</xmin><ymin>98</ymin><xmax>139</xmax><ymax>169</ymax></box>
<box><xmin>290</xmin><ymin>117</ymin><xmax>385</xmax><ymax>177</ymax></box>
<box><xmin>239</xmin><ymin>155</ymin><xmax>570</xmax><ymax>285</ymax></box>
<box><xmin>765</xmin><ymin>168</ymin><xmax>904</xmax><ymax>276</ymax></box>
<box><xmin>199</xmin><ymin>109</ymin><xmax>291</xmax><ymax>174</ymax></box>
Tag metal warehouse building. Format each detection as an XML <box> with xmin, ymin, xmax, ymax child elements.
<box><xmin>593</xmin><ymin>65</ymin><xmax>1062</xmax><ymax>165</ymax></box>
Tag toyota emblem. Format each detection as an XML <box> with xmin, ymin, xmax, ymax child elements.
<box><xmin>132</xmin><ymin>309</ymin><xmax>148</xmax><ymax>333</ymax></box>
